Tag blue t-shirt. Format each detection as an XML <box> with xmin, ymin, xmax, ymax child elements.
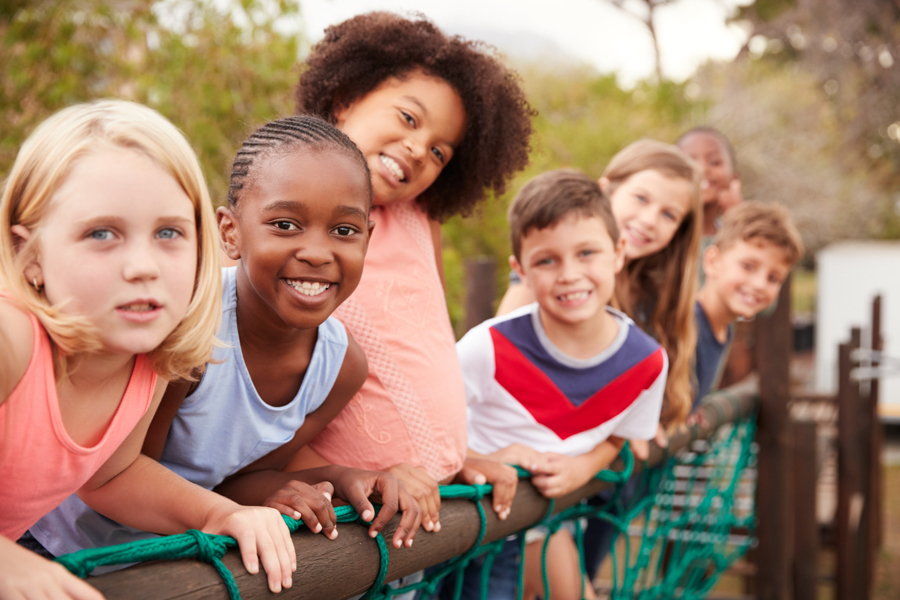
<box><xmin>693</xmin><ymin>301</ymin><xmax>733</xmax><ymax>412</ymax></box>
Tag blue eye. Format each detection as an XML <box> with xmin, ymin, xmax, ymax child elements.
<box><xmin>662</xmin><ymin>211</ymin><xmax>677</xmax><ymax>222</ymax></box>
<box><xmin>157</xmin><ymin>228</ymin><xmax>181</xmax><ymax>239</ymax></box>
<box><xmin>89</xmin><ymin>229</ymin><xmax>113</xmax><ymax>241</ymax></box>
<box><xmin>636</xmin><ymin>194</ymin><xmax>648</xmax><ymax>204</ymax></box>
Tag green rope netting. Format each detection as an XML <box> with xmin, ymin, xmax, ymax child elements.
<box><xmin>55</xmin><ymin>413</ymin><xmax>757</xmax><ymax>600</ymax></box>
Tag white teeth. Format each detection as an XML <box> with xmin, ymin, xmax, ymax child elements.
<box><xmin>380</xmin><ymin>155</ymin><xmax>405</xmax><ymax>181</ymax></box>
<box><xmin>122</xmin><ymin>303</ymin><xmax>153</xmax><ymax>311</ymax></box>
<box><xmin>287</xmin><ymin>280</ymin><xmax>331</xmax><ymax>297</ymax></box>
<box><xmin>560</xmin><ymin>291</ymin><xmax>589</xmax><ymax>302</ymax></box>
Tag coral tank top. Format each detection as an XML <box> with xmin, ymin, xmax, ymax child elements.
<box><xmin>310</xmin><ymin>202</ymin><xmax>467</xmax><ymax>481</ymax></box>
<box><xmin>0</xmin><ymin>309</ymin><xmax>156</xmax><ymax>539</ymax></box>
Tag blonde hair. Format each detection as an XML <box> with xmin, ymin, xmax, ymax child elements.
<box><xmin>605</xmin><ymin>139</ymin><xmax>703</xmax><ymax>426</ymax></box>
<box><xmin>713</xmin><ymin>201</ymin><xmax>804</xmax><ymax>266</ymax></box>
<box><xmin>0</xmin><ymin>100</ymin><xmax>221</xmax><ymax>381</ymax></box>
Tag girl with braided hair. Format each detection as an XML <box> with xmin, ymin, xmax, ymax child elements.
<box><xmin>27</xmin><ymin>115</ymin><xmax>423</xmax><ymax>577</ymax></box>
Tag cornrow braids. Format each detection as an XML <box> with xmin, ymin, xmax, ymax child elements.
<box><xmin>228</xmin><ymin>114</ymin><xmax>372</xmax><ymax>206</ymax></box>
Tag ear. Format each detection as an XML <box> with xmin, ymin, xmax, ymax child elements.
<box><xmin>367</xmin><ymin>219</ymin><xmax>376</xmax><ymax>240</ymax></box>
<box><xmin>10</xmin><ymin>224</ymin><xmax>43</xmax><ymax>287</ymax></box>
<box><xmin>216</xmin><ymin>206</ymin><xmax>241</xmax><ymax>261</ymax></box>
<box><xmin>701</xmin><ymin>244</ymin><xmax>721</xmax><ymax>280</ymax></box>
<box><xmin>508</xmin><ymin>255</ymin><xmax>530</xmax><ymax>289</ymax></box>
<box><xmin>598</xmin><ymin>177</ymin><xmax>611</xmax><ymax>195</ymax></box>
<box><xmin>613</xmin><ymin>236</ymin><xmax>627</xmax><ymax>274</ymax></box>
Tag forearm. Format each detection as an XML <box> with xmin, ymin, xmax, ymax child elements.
<box><xmin>579</xmin><ymin>438</ymin><xmax>626</xmax><ymax>476</ymax></box>
<box><xmin>78</xmin><ymin>455</ymin><xmax>238</xmax><ymax>535</ymax></box>
<box><xmin>216</xmin><ymin>466</ymin><xmax>342</xmax><ymax>506</ymax></box>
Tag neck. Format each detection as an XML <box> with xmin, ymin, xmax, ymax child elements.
<box><xmin>538</xmin><ymin>306</ymin><xmax>619</xmax><ymax>360</ymax></box>
<box><xmin>703</xmin><ymin>203</ymin><xmax>719</xmax><ymax>236</ymax></box>
<box><xmin>65</xmin><ymin>351</ymin><xmax>137</xmax><ymax>392</ymax></box>
<box><xmin>697</xmin><ymin>285</ymin><xmax>733</xmax><ymax>343</ymax></box>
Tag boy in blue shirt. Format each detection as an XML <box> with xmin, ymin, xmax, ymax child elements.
<box><xmin>693</xmin><ymin>201</ymin><xmax>804</xmax><ymax>410</ymax></box>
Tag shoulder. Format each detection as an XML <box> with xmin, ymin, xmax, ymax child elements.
<box><xmin>0</xmin><ymin>296</ymin><xmax>37</xmax><ymax>401</ymax></box>
<box><xmin>332</xmin><ymin>333</ymin><xmax>367</xmax><ymax>397</ymax></box>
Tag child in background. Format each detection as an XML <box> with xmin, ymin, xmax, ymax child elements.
<box><xmin>28</xmin><ymin>116</ymin><xmax>422</xmax><ymax>570</ymax></box>
<box><xmin>288</xmin><ymin>12</ymin><xmax>533</xmax><ymax>533</ymax></box>
<box><xmin>0</xmin><ymin>100</ymin><xmax>294</xmax><ymax>598</ymax></box>
<box><xmin>676</xmin><ymin>126</ymin><xmax>742</xmax><ymax>238</ymax></box>
<box><xmin>456</xmin><ymin>170</ymin><xmax>667</xmax><ymax>600</ymax></box>
<box><xmin>694</xmin><ymin>201</ymin><xmax>803</xmax><ymax>408</ymax></box>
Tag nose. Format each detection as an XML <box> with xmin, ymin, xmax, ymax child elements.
<box><xmin>122</xmin><ymin>239</ymin><xmax>161</xmax><ymax>282</ymax></box>
<box><xmin>404</xmin><ymin>131</ymin><xmax>427</xmax><ymax>162</ymax></box>
<box><xmin>557</xmin><ymin>257</ymin><xmax>581</xmax><ymax>282</ymax></box>
<box><xmin>637</xmin><ymin>204</ymin><xmax>659</xmax><ymax>231</ymax></box>
<box><xmin>295</xmin><ymin>232</ymin><xmax>334</xmax><ymax>268</ymax></box>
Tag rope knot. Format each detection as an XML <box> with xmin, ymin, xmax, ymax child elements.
<box><xmin>185</xmin><ymin>529</ymin><xmax>227</xmax><ymax>565</ymax></box>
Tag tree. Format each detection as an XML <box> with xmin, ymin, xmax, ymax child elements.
<box><xmin>1</xmin><ymin>0</ymin><xmax>303</xmax><ymax>203</ymax></box>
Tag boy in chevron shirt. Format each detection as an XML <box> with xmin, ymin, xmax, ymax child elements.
<box><xmin>456</xmin><ymin>169</ymin><xmax>667</xmax><ymax>600</ymax></box>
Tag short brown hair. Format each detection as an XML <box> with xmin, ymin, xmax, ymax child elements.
<box><xmin>508</xmin><ymin>169</ymin><xmax>618</xmax><ymax>260</ymax></box>
<box><xmin>713</xmin><ymin>201</ymin><xmax>804</xmax><ymax>266</ymax></box>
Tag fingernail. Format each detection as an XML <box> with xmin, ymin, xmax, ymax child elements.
<box><xmin>293</xmin><ymin>511</ymin><xmax>301</xmax><ymax>519</ymax></box>
<box><xmin>394</xmin><ymin>538</ymin><xmax>402</xmax><ymax>548</ymax></box>
<box><xmin>370</xmin><ymin>530</ymin><xmax>378</xmax><ymax>538</ymax></box>
<box><xmin>362</xmin><ymin>509</ymin><xmax>374</xmax><ymax>521</ymax></box>
<box><xmin>249</xmin><ymin>562</ymin><xmax>259</xmax><ymax>574</ymax></box>
<box><xmin>424</xmin><ymin>520</ymin><xmax>433</xmax><ymax>531</ymax></box>
<box><xmin>284</xmin><ymin>576</ymin><xmax>292</xmax><ymax>589</ymax></box>
<box><xmin>329</xmin><ymin>528</ymin><xmax>338</xmax><ymax>540</ymax></box>
<box><xmin>323</xmin><ymin>492</ymin><xmax>332</xmax><ymax>502</ymax></box>
<box><xmin>475</xmin><ymin>474</ymin><xmax>486</xmax><ymax>485</ymax></box>
<box><xmin>314</xmin><ymin>523</ymin><xmax>322</xmax><ymax>533</ymax></box>
<box><xmin>292</xmin><ymin>562</ymin><xmax>297</xmax><ymax>571</ymax></box>
<box><xmin>434</xmin><ymin>521</ymin><xmax>441</xmax><ymax>533</ymax></box>
<box><xmin>272</xmin><ymin>582</ymin><xmax>281</xmax><ymax>593</ymax></box>
<box><xmin>406</xmin><ymin>538</ymin><xmax>414</xmax><ymax>547</ymax></box>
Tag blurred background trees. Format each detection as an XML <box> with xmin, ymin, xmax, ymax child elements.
<box><xmin>3</xmin><ymin>0</ymin><xmax>898</xmax><ymax>333</ymax></box>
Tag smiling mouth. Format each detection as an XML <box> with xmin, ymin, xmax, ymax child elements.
<box><xmin>625</xmin><ymin>226</ymin><xmax>651</xmax><ymax>245</ymax></box>
<box><xmin>558</xmin><ymin>290</ymin><xmax>591</xmax><ymax>302</ymax></box>
<box><xmin>286</xmin><ymin>279</ymin><xmax>332</xmax><ymax>297</ymax></box>
<box><xmin>380</xmin><ymin>155</ymin><xmax>406</xmax><ymax>182</ymax></box>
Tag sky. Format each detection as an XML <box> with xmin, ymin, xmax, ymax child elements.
<box><xmin>298</xmin><ymin>0</ymin><xmax>752</xmax><ymax>87</ymax></box>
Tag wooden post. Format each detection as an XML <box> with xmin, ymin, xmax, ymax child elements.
<box><xmin>836</xmin><ymin>329</ymin><xmax>862</xmax><ymax>600</ymax></box>
<box><xmin>464</xmin><ymin>256</ymin><xmax>496</xmax><ymax>333</ymax></box>
<box><xmin>792</xmin><ymin>418</ymin><xmax>818</xmax><ymax>600</ymax></box>
<box><xmin>869</xmin><ymin>295</ymin><xmax>883</xmax><ymax>551</ymax></box>
<box><xmin>753</xmin><ymin>276</ymin><xmax>793</xmax><ymax>600</ymax></box>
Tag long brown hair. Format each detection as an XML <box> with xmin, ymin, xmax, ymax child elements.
<box><xmin>605</xmin><ymin>140</ymin><xmax>703</xmax><ymax>426</ymax></box>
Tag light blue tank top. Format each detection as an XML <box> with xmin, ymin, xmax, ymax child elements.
<box><xmin>30</xmin><ymin>267</ymin><xmax>348</xmax><ymax>565</ymax></box>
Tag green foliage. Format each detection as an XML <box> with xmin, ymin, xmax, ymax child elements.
<box><xmin>442</xmin><ymin>66</ymin><xmax>696</xmax><ymax>335</ymax></box>
<box><xmin>0</xmin><ymin>0</ymin><xmax>302</xmax><ymax>204</ymax></box>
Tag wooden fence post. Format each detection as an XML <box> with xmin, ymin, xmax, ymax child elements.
<box><xmin>792</xmin><ymin>418</ymin><xmax>818</xmax><ymax>600</ymax></box>
<box><xmin>836</xmin><ymin>328</ymin><xmax>863</xmax><ymax>600</ymax></box>
<box><xmin>464</xmin><ymin>256</ymin><xmax>496</xmax><ymax>333</ymax></box>
<box><xmin>754</xmin><ymin>275</ymin><xmax>793</xmax><ymax>600</ymax></box>
<box><xmin>869</xmin><ymin>295</ymin><xmax>883</xmax><ymax>553</ymax></box>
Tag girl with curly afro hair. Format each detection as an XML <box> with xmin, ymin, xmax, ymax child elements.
<box><xmin>287</xmin><ymin>11</ymin><xmax>534</xmax><ymax>557</ymax></box>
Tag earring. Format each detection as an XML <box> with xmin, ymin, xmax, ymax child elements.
<box><xmin>32</xmin><ymin>277</ymin><xmax>42</xmax><ymax>293</ymax></box>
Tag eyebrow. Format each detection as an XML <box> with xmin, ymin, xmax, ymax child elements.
<box><xmin>263</xmin><ymin>199</ymin><xmax>368</xmax><ymax>221</ymax></box>
<box><xmin>262</xmin><ymin>200</ymin><xmax>303</xmax><ymax>213</ymax></box>
<box><xmin>333</xmin><ymin>205</ymin><xmax>368</xmax><ymax>220</ymax></box>
<box><xmin>402</xmin><ymin>95</ymin><xmax>428</xmax><ymax>117</ymax></box>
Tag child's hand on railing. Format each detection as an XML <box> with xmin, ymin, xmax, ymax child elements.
<box><xmin>455</xmin><ymin>457</ymin><xmax>519</xmax><ymax>520</ymax></box>
<box><xmin>263</xmin><ymin>480</ymin><xmax>338</xmax><ymax>539</ymax></box>
<box><xmin>386</xmin><ymin>463</ymin><xmax>441</xmax><ymax>534</ymax></box>
<box><xmin>0</xmin><ymin>536</ymin><xmax>104</xmax><ymax>600</ymax></box>
<box><xmin>528</xmin><ymin>452</ymin><xmax>596</xmax><ymax>498</ymax></box>
<box><xmin>326</xmin><ymin>467</ymin><xmax>422</xmax><ymax>549</ymax></box>
<box><xmin>200</xmin><ymin>501</ymin><xmax>296</xmax><ymax>593</ymax></box>
<box><xmin>489</xmin><ymin>443</ymin><xmax>542</xmax><ymax>471</ymax></box>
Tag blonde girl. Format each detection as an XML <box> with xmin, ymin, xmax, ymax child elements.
<box><xmin>0</xmin><ymin>100</ymin><xmax>295</xmax><ymax>599</ymax></box>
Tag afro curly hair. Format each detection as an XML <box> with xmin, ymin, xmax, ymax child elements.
<box><xmin>296</xmin><ymin>12</ymin><xmax>535</xmax><ymax>221</ymax></box>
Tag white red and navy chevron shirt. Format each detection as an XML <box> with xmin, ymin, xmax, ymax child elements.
<box><xmin>459</xmin><ymin>303</ymin><xmax>667</xmax><ymax>457</ymax></box>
